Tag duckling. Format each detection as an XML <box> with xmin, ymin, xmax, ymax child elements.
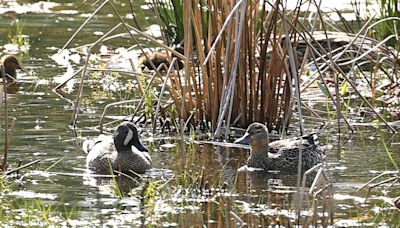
<box><xmin>235</xmin><ymin>123</ymin><xmax>326</xmax><ymax>171</ymax></box>
<box><xmin>84</xmin><ymin>122</ymin><xmax>152</xmax><ymax>175</ymax></box>
<box><xmin>0</xmin><ymin>55</ymin><xmax>23</xmax><ymax>81</ymax></box>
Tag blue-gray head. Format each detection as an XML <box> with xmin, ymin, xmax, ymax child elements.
<box><xmin>234</xmin><ymin>123</ymin><xmax>270</xmax><ymax>151</ymax></box>
<box><xmin>114</xmin><ymin>122</ymin><xmax>148</xmax><ymax>152</ymax></box>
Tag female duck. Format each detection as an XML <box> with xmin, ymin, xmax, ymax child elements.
<box><xmin>1</xmin><ymin>55</ymin><xmax>23</xmax><ymax>81</ymax></box>
<box><xmin>84</xmin><ymin>122</ymin><xmax>152</xmax><ymax>175</ymax></box>
<box><xmin>235</xmin><ymin>123</ymin><xmax>326</xmax><ymax>171</ymax></box>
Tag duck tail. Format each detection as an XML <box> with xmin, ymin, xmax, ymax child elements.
<box><xmin>300</xmin><ymin>132</ymin><xmax>318</xmax><ymax>145</ymax></box>
<box><xmin>82</xmin><ymin>140</ymin><xmax>93</xmax><ymax>154</ymax></box>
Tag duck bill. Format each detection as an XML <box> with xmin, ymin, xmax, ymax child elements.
<box><xmin>134</xmin><ymin>140</ymin><xmax>149</xmax><ymax>152</ymax></box>
<box><xmin>234</xmin><ymin>132</ymin><xmax>251</xmax><ymax>145</ymax></box>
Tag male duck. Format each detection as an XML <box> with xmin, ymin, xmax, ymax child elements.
<box><xmin>1</xmin><ymin>55</ymin><xmax>23</xmax><ymax>81</ymax></box>
<box><xmin>235</xmin><ymin>123</ymin><xmax>326</xmax><ymax>171</ymax></box>
<box><xmin>84</xmin><ymin>122</ymin><xmax>152</xmax><ymax>175</ymax></box>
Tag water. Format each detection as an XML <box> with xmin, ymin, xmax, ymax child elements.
<box><xmin>1</xmin><ymin>0</ymin><xmax>400</xmax><ymax>226</ymax></box>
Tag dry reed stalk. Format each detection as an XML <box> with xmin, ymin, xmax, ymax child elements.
<box><xmin>165</xmin><ymin>0</ymin><xmax>293</xmax><ymax>138</ymax></box>
<box><xmin>53</xmin><ymin>66</ymin><xmax>84</xmax><ymax>91</ymax></box>
<box><xmin>266</xmin><ymin>3</ymin><xmax>399</xmax><ymax>135</ymax></box>
<box><xmin>313</xmin><ymin>5</ymin><xmax>343</xmax><ymax>137</ymax></box>
<box><xmin>1</xmin><ymin>65</ymin><xmax>8</xmax><ymax>172</ymax></box>
<box><xmin>64</xmin><ymin>0</ymin><xmax>298</xmax><ymax>133</ymax></box>
<box><xmin>61</xmin><ymin>0</ymin><xmax>110</xmax><ymax>52</ymax></box>
<box><xmin>71</xmin><ymin>23</ymin><xmax>123</xmax><ymax>126</ymax></box>
<box><xmin>278</xmin><ymin>3</ymin><xmax>306</xmax><ymax>217</ymax></box>
<box><xmin>310</xmin><ymin>52</ymin><xmax>354</xmax><ymax>132</ymax></box>
<box><xmin>99</xmin><ymin>99</ymin><xmax>141</xmax><ymax>128</ymax></box>
<box><xmin>221</xmin><ymin>0</ymin><xmax>247</xmax><ymax>138</ymax></box>
<box><xmin>98</xmin><ymin>61</ymin><xmax>180</xmax><ymax>129</ymax></box>
<box><xmin>108</xmin><ymin>1</ymin><xmax>168</xmax><ymax>84</ymax></box>
<box><xmin>152</xmin><ymin>58</ymin><xmax>179</xmax><ymax>133</ymax></box>
<box><xmin>5</xmin><ymin>159</ymin><xmax>40</xmax><ymax>176</ymax></box>
<box><xmin>0</xmin><ymin>86</ymin><xmax>3</xmax><ymax>109</ymax></box>
<box><xmin>128</xmin><ymin>59</ymin><xmax>144</xmax><ymax>95</ymax></box>
<box><xmin>356</xmin><ymin>171</ymin><xmax>399</xmax><ymax>191</ymax></box>
<box><xmin>276</xmin><ymin>10</ymin><xmax>397</xmax><ymax>133</ymax></box>
<box><xmin>177</xmin><ymin>0</ymin><xmax>191</xmax><ymax>157</ymax></box>
<box><xmin>59</xmin><ymin>0</ymin><xmax>399</xmax><ymax>138</ymax></box>
<box><xmin>62</xmin><ymin>0</ymin><xmax>183</xmax><ymax>127</ymax></box>
<box><xmin>129</xmin><ymin>64</ymin><xmax>164</xmax><ymax>121</ymax></box>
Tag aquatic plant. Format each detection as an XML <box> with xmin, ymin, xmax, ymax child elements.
<box><xmin>151</xmin><ymin>0</ymin><xmax>184</xmax><ymax>45</ymax></box>
<box><xmin>0</xmin><ymin>198</ymin><xmax>75</xmax><ymax>226</ymax></box>
<box><xmin>178</xmin><ymin>0</ymin><xmax>400</xmax><ymax>136</ymax></box>
<box><xmin>8</xmin><ymin>19</ymin><xmax>30</xmax><ymax>55</ymax></box>
<box><xmin>0</xmin><ymin>177</ymin><xmax>76</xmax><ymax>226</ymax></box>
<box><xmin>151</xmin><ymin>0</ymin><xmax>298</xmax><ymax>137</ymax></box>
<box><xmin>376</xmin><ymin>0</ymin><xmax>400</xmax><ymax>48</ymax></box>
<box><xmin>58</xmin><ymin>0</ymin><xmax>399</xmax><ymax>138</ymax></box>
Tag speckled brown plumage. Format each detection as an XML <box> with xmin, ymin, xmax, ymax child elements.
<box><xmin>236</xmin><ymin>123</ymin><xmax>327</xmax><ymax>171</ymax></box>
<box><xmin>84</xmin><ymin>122</ymin><xmax>152</xmax><ymax>175</ymax></box>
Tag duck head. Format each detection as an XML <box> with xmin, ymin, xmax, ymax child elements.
<box><xmin>113</xmin><ymin>122</ymin><xmax>148</xmax><ymax>152</ymax></box>
<box><xmin>234</xmin><ymin>123</ymin><xmax>270</xmax><ymax>151</ymax></box>
<box><xmin>1</xmin><ymin>55</ymin><xmax>23</xmax><ymax>79</ymax></box>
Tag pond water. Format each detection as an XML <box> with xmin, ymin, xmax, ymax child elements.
<box><xmin>1</xmin><ymin>0</ymin><xmax>400</xmax><ymax>227</ymax></box>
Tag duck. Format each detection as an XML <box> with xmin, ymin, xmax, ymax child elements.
<box><xmin>138</xmin><ymin>46</ymin><xmax>184</xmax><ymax>71</ymax></box>
<box><xmin>84</xmin><ymin>121</ymin><xmax>152</xmax><ymax>175</ymax></box>
<box><xmin>234</xmin><ymin>123</ymin><xmax>326</xmax><ymax>171</ymax></box>
<box><xmin>0</xmin><ymin>55</ymin><xmax>23</xmax><ymax>81</ymax></box>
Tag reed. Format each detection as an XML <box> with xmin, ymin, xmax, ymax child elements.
<box><xmin>151</xmin><ymin>0</ymin><xmax>302</xmax><ymax>137</ymax></box>
<box><xmin>1</xmin><ymin>65</ymin><xmax>8</xmax><ymax>172</ymax></box>
<box><xmin>155</xmin><ymin>0</ymin><xmax>398</xmax><ymax>135</ymax></box>
<box><xmin>60</xmin><ymin>0</ymin><xmax>400</xmax><ymax>135</ymax></box>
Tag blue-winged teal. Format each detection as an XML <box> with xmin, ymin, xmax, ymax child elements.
<box><xmin>138</xmin><ymin>46</ymin><xmax>184</xmax><ymax>71</ymax></box>
<box><xmin>235</xmin><ymin>123</ymin><xmax>326</xmax><ymax>171</ymax></box>
<box><xmin>1</xmin><ymin>55</ymin><xmax>23</xmax><ymax>81</ymax></box>
<box><xmin>84</xmin><ymin>122</ymin><xmax>152</xmax><ymax>175</ymax></box>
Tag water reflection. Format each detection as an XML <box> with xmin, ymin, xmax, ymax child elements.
<box><xmin>0</xmin><ymin>0</ymin><xmax>399</xmax><ymax>226</ymax></box>
<box><xmin>0</xmin><ymin>81</ymin><xmax>22</xmax><ymax>94</ymax></box>
<box><xmin>83</xmin><ymin>168</ymin><xmax>174</xmax><ymax>196</ymax></box>
<box><xmin>84</xmin><ymin>175</ymin><xmax>141</xmax><ymax>196</ymax></box>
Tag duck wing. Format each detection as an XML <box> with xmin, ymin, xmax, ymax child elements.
<box><xmin>85</xmin><ymin>137</ymin><xmax>118</xmax><ymax>173</ymax></box>
<box><xmin>268</xmin><ymin>132</ymin><xmax>319</xmax><ymax>153</ymax></box>
<box><xmin>82</xmin><ymin>135</ymin><xmax>111</xmax><ymax>154</ymax></box>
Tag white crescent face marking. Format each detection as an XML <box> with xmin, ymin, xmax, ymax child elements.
<box><xmin>123</xmin><ymin>128</ymin><xmax>134</xmax><ymax>146</ymax></box>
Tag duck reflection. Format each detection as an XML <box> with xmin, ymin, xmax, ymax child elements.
<box><xmin>243</xmin><ymin>169</ymin><xmax>316</xmax><ymax>190</ymax></box>
<box><xmin>0</xmin><ymin>81</ymin><xmax>22</xmax><ymax>95</ymax></box>
<box><xmin>84</xmin><ymin>174</ymin><xmax>142</xmax><ymax>196</ymax></box>
<box><xmin>83</xmin><ymin>168</ymin><xmax>173</xmax><ymax>196</ymax></box>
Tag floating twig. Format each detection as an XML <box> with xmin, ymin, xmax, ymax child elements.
<box><xmin>5</xmin><ymin>159</ymin><xmax>41</xmax><ymax>176</ymax></box>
